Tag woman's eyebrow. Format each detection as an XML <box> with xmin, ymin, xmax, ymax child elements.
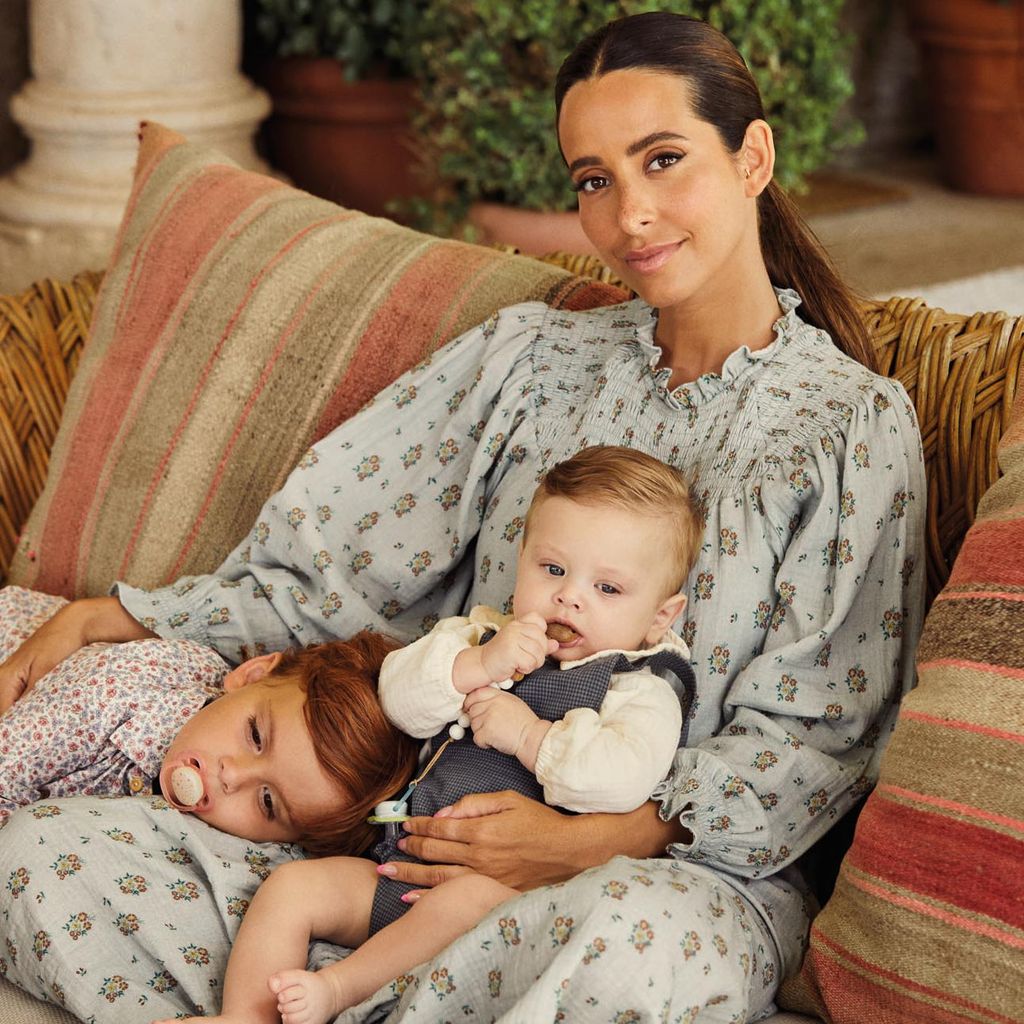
<box><xmin>567</xmin><ymin>130</ymin><xmax>689</xmax><ymax>175</ymax></box>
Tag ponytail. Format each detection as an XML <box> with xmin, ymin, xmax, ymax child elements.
<box><xmin>758</xmin><ymin>181</ymin><xmax>877</xmax><ymax>371</ymax></box>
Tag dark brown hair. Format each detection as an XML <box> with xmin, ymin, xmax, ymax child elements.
<box><xmin>524</xmin><ymin>445</ymin><xmax>702</xmax><ymax>594</ymax></box>
<box><xmin>554</xmin><ymin>11</ymin><xmax>876</xmax><ymax>371</ymax></box>
<box><xmin>276</xmin><ymin>632</ymin><xmax>419</xmax><ymax>857</ymax></box>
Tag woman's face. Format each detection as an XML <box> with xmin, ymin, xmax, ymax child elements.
<box><xmin>557</xmin><ymin>69</ymin><xmax>763</xmax><ymax>312</ymax></box>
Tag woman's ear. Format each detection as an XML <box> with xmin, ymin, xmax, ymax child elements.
<box><xmin>222</xmin><ymin>650</ymin><xmax>285</xmax><ymax>692</ymax></box>
<box><xmin>739</xmin><ymin>118</ymin><xmax>775</xmax><ymax>198</ymax></box>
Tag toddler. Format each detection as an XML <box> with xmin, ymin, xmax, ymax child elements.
<box><xmin>164</xmin><ymin>445</ymin><xmax>702</xmax><ymax>1024</ymax></box>
<box><xmin>0</xmin><ymin>586</ymin><xmax>418</xmax><ymax>854</ymax></box>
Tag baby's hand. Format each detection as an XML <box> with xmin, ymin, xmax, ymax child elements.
<box><xmin>479</xmin><ymin>612</ymin><xmax>556</xmax><ymax>684</ymax></box>
<box><xmin>462</xmin><ymin>688</ymin><xmax>540</xmax><ymax>757</ymax></box>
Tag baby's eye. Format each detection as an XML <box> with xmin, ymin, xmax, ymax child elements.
<box><xmin>598</xmin><ymin>583</ymin><xmax>620</xmax><ymax>595</ymax></box>
<box><xmin>248</xmin><ymin>715</ymin><xmax>262</xmax><ymax>751</ymax></box>
<box><xmin>260</xmin><ymin>787</ymin><xmax>275</xmax><ymax>821</ymax></box>
<box><xmin>544</xmin><ymin>564</ymin><xmax>565</xmax><ymax>577</ymax></box>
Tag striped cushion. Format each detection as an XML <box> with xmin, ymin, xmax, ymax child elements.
<box><xmin>8</xmin><ymin>122</ymin><xmax>625</xmax><ymax>598</ymax></box>
<box><xmin>780</xmin><ymin>395</ymin><xmax>1024</xmax><ymax>1021</ymax></box>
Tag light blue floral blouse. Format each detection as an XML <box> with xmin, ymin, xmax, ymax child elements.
<box><xmin>117</xmin><ymin>289</ymin><xmax>926</xmax><ymax>959</ymax></box>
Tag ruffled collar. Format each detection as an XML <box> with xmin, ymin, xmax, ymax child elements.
<box><xmin>635</xmin><ymin>287</ymin><xmax>804</xmax><ymax>407</ymax></box>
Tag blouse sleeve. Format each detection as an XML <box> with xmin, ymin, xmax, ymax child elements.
<box><xmin>378</xmin><ymin>607</ymin><xmax>509</xmax><ymax>738</ymax></box>
<box><xmin>653</xmin><ymin>378</ymin><xmax>926</xmax><ymax>878</ymax></box>
<box><xmin>536</xmin><ymin>668</ymin><xmax>683</xmax><ymax>814</ymax></box>
<box><xmin>113</xmin><ymin>306</ymin><xmax>545</xmax><ymax>663</ymax></box>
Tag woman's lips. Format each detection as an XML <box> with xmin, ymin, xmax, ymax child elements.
<box><xmin>623</xmin><ymin>241</ymin><xmax>681</xmax><ymax>275</ymax></box>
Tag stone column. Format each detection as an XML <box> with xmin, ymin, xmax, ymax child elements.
<box><xmin>0</xmin><ymin>0</ymin><xmax>270</xmax><ymax>292</ymax></box>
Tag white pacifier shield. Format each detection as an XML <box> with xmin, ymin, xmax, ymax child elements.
<box><xmin>374</xmin><ymin>799</ymin><xmax>409</xmax><ymax>817</ymax></box>
<box><xmin>171</xmin><ymin>765</ymin><xmax>204</xmax><ymax>807</ymax></box>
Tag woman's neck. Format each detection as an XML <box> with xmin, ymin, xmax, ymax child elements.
<box><xmin>654</xmin><ymin>270</ymin><xmax>782</xmax><ymax>389</ymax></box>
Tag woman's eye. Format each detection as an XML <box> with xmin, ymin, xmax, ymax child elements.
<box><xmin>248</xmin><ymin>716</ymin><xmax>262</xmax><ymax>751</ymax></box>
<box><xmin>648</xmin><ymin>152</ymin><xmax>681</xmax><ymax>172</ymax></box>
<box><xmin>572</xmin><ymin>174</ymin><xmax>609</xmax><ymax>194</ymax></box>
<box><xmin>260</xmin><ymin>787</ymin><xmax>275</xmax><ymax>820</ymax></box>
<box><xmin>544</xmin><ymin>564</ymin><xmax>565</xmax><ymax>577</ymax></box>
<box><xmin>598</xmin><ymin>583</ymin><xmax>619</xmax><ymax>595</ymax></box>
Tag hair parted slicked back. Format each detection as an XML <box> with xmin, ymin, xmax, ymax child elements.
<box><xmin>554</xmin><ymin>11</ymin><xmax>876</xmax><ymax>372</ymax></box>
<box><xmin>274</xmin><ymin>632</ymin><xmax>419</xmax><ymax>857</ymax></box>
<box><xmin>525</xmin><ymin>445</ymin><xmax>702</xmax><ymax>593</ymax></box>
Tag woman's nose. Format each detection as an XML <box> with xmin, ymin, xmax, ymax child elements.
<box><xmin>617</xmin><ymin>181</ymin><xmax>655</xmax><ymax>235</ymax></box>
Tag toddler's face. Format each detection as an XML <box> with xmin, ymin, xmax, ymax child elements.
<box><xmin>159</xmin><ymin>654</ymin><xmax>345</xmax><ymax>843</ymax></box>
<box><xmin>513</xmin><ymin>495</ymin><xmax>686</xmax><ymax>661</ymax></box>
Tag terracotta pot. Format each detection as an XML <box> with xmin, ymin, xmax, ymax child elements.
<box><xmin>468</xmin><ymin>201</ymin><xmax>599</xmax><ymax>256</ymax></box>
<box><xmin>259</xmin><ymin>56</ymin><xmax>428</xmax><ymax>219</ymax></box>
<box><xmin>907</xmin><ymin>0</ymin><xmax>1024</xmax><ymax>196</ymax></box>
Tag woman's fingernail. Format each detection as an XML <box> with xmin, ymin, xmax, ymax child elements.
<box><xmin>435</xmin><ymin>805</ymin><xmax>452</xmax><ymax>818</ymax></box>
<box><xmin>396</xmin><ymin>837</ymin><xmax>407</xmax><ymax>850</ymax></box>
<box><xmin>376</xmin><ymin>863</ymin><xmax>397</xmax><ymax>876</ymax></box>
<box><xmin>400</xmin><ymin>891</ymin><xmax>421</xmax><ymax>903</ymax></box>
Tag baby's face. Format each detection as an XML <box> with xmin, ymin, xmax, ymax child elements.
<box><xmin>160</xmin><ymin>660</ymin><xmax>346</xmax><ymax>844</ymax></box>
<box><xmin>513</xmin><ymin>496</ymin><xmax>684</xmax><ymax>661</ymax></box>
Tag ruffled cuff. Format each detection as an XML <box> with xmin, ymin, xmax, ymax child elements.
<box><xmin>651</xmin><ymin>747</ymin><xmax>785</xmax><ymax>878</ymax></box>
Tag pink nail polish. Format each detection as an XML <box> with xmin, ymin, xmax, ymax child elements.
<box><xmin>400</xmin><ymin>891</ymin><xmax>420</xmax><ymax>903</ymax></box>
<box><xmin>377</xmin><ymin>863</ymin><xmax>397</xmax><ymax>876</ymax></box>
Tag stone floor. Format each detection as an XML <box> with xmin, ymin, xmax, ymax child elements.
<box><xmin>803</xmin><ymin>156</ymin><xmax>1024</xmax><ymax>297</ymax></box>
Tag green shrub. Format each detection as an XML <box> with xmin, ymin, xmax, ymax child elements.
<box><xmin>251</xmin><ymin>0</ymin><xmax>420</xmax><ymax>79</ymax></box>
<box><xmin>404</xmin><ymin>0</ymin><xmax>862</xmax><ymax>234</ymax></box>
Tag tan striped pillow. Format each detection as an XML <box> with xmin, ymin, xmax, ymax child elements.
<box><xmin>779</xmin><ymin>395</ymin><xmax>1024</xmax><ymax>1022</ymax></box>
<box><xmin>8</xmin><ymin>122</ymin><xmax>625</xmax><ymax>598</ymax></box>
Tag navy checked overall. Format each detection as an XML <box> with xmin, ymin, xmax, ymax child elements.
<box><xmin>368</xmin><ymin>645</ymin><xmax>695</xmax><ymax>935</ymax></box>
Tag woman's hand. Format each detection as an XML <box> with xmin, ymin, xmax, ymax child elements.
<box><xmin>0</xmin><ymin>596</ymin><xmax>155</xmax><ymax>714</ymax></box>
<box><xmin>382</xmin><ymin>790</ymin><xmax>690</xmax><ymax>891</ymax></box>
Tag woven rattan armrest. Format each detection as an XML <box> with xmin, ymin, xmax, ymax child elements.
<box><xmin>0</xmin><ymin>272</ymin><xmax>103</xmax><ymax>580</ymax></box>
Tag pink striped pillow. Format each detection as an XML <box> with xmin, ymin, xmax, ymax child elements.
<box><xmin>779</xmin><ymin>395</ymin><xmax>1024</xmax><ymax>1021</ymax></box>
<box><xmin>9</xmin><ymin>123</ymin><xmax>625</xmax><ymax>598</ymax></box>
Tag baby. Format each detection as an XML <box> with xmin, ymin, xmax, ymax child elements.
<box><xmin>0</xmin><ymin>586</ymin><xmax>418</xmax><ymax>855</ymax></box>
<box><xmin>164</xmin><ymin>445</ymin><xmax>703</xmax><ymax>1024</ymax></box>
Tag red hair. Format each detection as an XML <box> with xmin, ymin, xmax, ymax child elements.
<box><xmin>275</xmin><ymin>632</ymin><xmax>419</xmax><ymax>856</ymax></box>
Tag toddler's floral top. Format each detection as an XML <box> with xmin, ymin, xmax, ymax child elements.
<box><xmin>0</xmin><ymin>588</ymin><xmax>227</xmax><ymax>825</ymax></box>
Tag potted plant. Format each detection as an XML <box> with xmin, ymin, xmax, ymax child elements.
<box><xmin>249</xmin><ymin>0</ymin><xmax>427</xmax><ymax>218</ymax></box>
<box><xmin>402</xmin><ymin>0</ymin><xmax>862</xmax><ymax>250</ymax></box>
<box><xmin>906</xmin><ymin>0</ymin><xmax>1024</xmax><ymax>196</ymax></box>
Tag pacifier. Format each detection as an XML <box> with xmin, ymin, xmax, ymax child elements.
<box><xmin>368</xmin><ymin>798</ymin><xmax>410</xmax><ymax>824</ymax></box>
<box><xmin>170</xmin><ymin>764</ymin><xmax>205</xmax><ymax>808</ymax></box>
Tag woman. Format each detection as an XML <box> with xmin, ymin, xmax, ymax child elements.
<box><xmin>0</xmin><ymin>12</ymin><xmax>924</xmax><ymax>1023</ymax></box>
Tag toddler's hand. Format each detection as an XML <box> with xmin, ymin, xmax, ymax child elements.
<box><xmin>462</xmin><ymin>688</ymin><xmax>540</xmax><ymax>757</ymax></box>
<box><xmin>479</xmin><ymin>612</ymin><xmax>556</xmax><ymax>684</ymax></box>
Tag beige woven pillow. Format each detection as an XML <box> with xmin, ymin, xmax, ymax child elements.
<box><xmin>8</xmin><ymin>123</ymin><xmax>625</xmax><ymax>598</ymax></box>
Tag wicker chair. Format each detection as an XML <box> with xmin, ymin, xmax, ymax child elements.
<box><xmin>1</xmin><ymin>264</ymin><xmax>1023</xmax><ymax>611</ymax></box>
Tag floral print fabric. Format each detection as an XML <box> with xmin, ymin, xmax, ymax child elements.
<box><xmin>319</xmin><ymin>857</ymin><xmax>783</xmax><ymax>1024</ymax></box>
<box><xmin>0</xmin><ymin>795</ymin><xmax>302</xmax><ymax>1021</ymax></box>
<box><xmin>0</xmin><ymin>587</ymin><xmax>228</xmax><ymax>825</ymax></box>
